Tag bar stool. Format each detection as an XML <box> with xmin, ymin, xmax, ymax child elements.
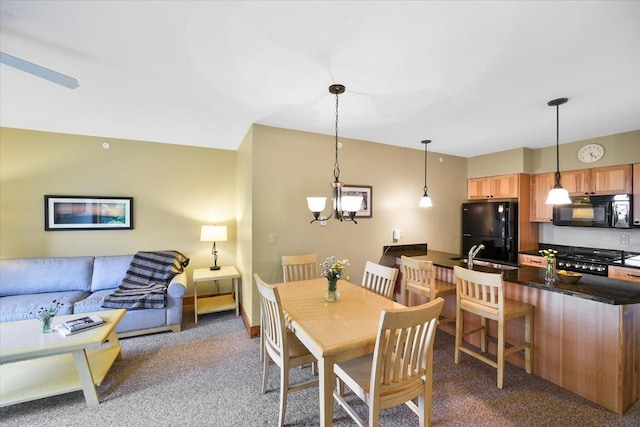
<box><xmin>453</xmin><ymin>265</ymin><xmax>533</xmax><ymax>389</ymax></box>
<box><xmin>401</xmin><ymin>256</ymin><xmax>456</xmax><ymax>326</ymax></box>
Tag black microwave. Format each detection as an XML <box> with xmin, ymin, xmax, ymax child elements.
<box><xmin>553</xmin><ymin>194</ymin><xmax>632</xmax><ymax>228</ymax></box>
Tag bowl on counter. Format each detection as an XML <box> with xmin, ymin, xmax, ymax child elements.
<box><xmin>557</xmin><ymin>270</ymin><xmax>582</xmax><ymax>284</ymax></box>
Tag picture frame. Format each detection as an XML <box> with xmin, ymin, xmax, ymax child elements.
<box><xmin>44</xmin><ymin>196</ymin><xmax>133</xmax><ymax>231</ymax></box>
<box><xmin>342</xmin><ymin>185</ymin><xmax>372</xmax><ymax>218</ymax></box>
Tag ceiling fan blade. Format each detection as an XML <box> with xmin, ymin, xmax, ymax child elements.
<box><xmin>0</xmin><ymin>52</ymin><xmax>79</xmax><ymax>89</ymax></box>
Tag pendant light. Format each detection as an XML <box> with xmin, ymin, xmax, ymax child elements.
<box><xmin>419</xmin><ymin>139</ymin><xmax>433</xmax><ymax>207</ymax></box>
<box><xmin>545</xmin><ymin>97</ymin><xmax>572</xmax><ymax>205</ymax></box>
<box><xmin>307</xmin><ymin>84</ymin><xmax>362</xmax><ymax>224</ymax></box>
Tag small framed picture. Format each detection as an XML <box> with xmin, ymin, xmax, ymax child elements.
<box><xmin>44</xmin><ymin>196</ymin><xmax>133</xmax><ymax>231</ymax></box>
<box><xmin>342</xmin><ymin>185</ymin><xmax>372</xmax><ymax>218</ymax></box>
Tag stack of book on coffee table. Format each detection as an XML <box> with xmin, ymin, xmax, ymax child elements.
<box><xmin>58</xmin><ymin>315</ymin><xmax>105</xmax><ymax>336</ymax></box>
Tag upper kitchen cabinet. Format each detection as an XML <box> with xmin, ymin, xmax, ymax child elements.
<box><xmin>562</xmin><ymin>164</ymin><xmax>632</xmax><ymax>196</ymax></box>
<box><xmin>634</xmin><ymin>163</ymin><xmax>639</xmax><ymax>226</ymax></box>
<box><xmin>467</xmin><ymin>173</ymin><xmax>520</xmax><ymax>199</ymax></box>
<box><xmin>530</xmin><ymin>172</ymin><xmax>555</xmax><ymax>222</ymax></box>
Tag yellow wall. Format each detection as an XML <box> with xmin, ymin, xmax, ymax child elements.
<box><xmin>247</xmin><ymin>125</ymin><xmax>468</xmax><ymax>325</ymax></box>
<box><xmin>3</xmin><ymin>125</ymin><xmax>637</xmax><ymax>330</ymax></box>
<box><xmin>468</xmin><ymin>130</ymin><xmax>640</xmax><ymax>178</ymax></box>
<box><xmin>0</xmin><ymin>127</ymin><xmax>237</xmax><ymax>297</ymax></box>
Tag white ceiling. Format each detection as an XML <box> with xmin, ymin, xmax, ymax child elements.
<box><xmin>1</xmin><ymin>1</ymin><xmax>639</xmax><ymax>157</ymax></box>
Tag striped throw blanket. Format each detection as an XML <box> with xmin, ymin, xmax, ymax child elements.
<box><xmin>102</xmin><ymin>250</ymin><xmax>189</xmax><ymax>309</ymax></box>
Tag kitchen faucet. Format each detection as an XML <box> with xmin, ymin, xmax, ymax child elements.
<box><xmin>468</xmin><ymin>244</ymin><xmax>485</xmax><ymax>268</ymax></box>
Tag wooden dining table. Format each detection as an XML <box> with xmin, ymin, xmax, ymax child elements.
<box><xmin>276</xmin><ymin>278</ymin><xmax>405</xmax><ymax>427</ymax></box>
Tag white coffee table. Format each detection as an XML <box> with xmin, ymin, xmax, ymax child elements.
<box><xmin>0</xmin><ymin>309</ymin><xmax>125</xmax><ymax>407</ymax></box>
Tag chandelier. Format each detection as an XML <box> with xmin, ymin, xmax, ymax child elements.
<box><xmin>307</xmin><ymin>84</ymin><xmax>363</xmax><ymax>224</ymax></box>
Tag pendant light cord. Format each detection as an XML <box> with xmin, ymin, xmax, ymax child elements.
<box><xmin>333</xmin><ymin>91</ymin><xmax>340</xmax><ymax>183</ymax></box>
<box><xmin>423</xmin><ymin>141</ymin><xmax>428</xmax><ymax>194</ymax></box>
<box><xmin>555</xmin><ymin>103</ymin><xmax>561</xmax><ymax>186</ymax></box>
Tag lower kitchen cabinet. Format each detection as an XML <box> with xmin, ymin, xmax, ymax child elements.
<box><xmin>609</xmin><ymin>266</ymin><xmax>640</xmax><ymax>283</ymax></box>
<box><xmin>518</xmin><ymin>253</ymin><xmax>546</xmax><ymax>268</ymax></box>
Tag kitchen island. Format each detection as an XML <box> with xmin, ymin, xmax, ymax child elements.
<box><xmin>384</xmin><ymin>247</ymin><xmax>639</xmax><ymax>415</ymax></box>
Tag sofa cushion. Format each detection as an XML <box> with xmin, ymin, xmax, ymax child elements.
<box><xmin>91</xmin><ymin>255</ymin><xmax>134</xmax><ymax>292</ymax></box>
<box><xmin>74</xmin><ymin>289</ymin><xmax>166</xmax><ymax>333</ymax></box>
<box><xmin>0</xmin><ymin>291</ymin><xmax>90</xmax><ymax>322</ymax></box>
<box><xmin>0</xmin><ymin>257</ymin><xmax>94</xmax><ymax>296</ymax></box>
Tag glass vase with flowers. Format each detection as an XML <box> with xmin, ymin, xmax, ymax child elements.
<box><xmin>321</xmin><ymin>256</ymin><xmax>349</xmax><ymax>302</ymax></box>
<box><xmin>32</xmin><ymin>300</ymin><xmax>64</xmax><ymax>332</ymax></box>
<box><xmin>539</xmin><ymin>249</ymin><xmax>558</xmax><ymax>284</ymax></box>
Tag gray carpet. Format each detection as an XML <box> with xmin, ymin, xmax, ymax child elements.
<box><xmin>1</xmin><ymin>307</ymin><xmax>638</xmax><ymax>426</ymax></box>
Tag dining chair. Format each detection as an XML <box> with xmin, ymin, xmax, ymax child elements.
<box><xmin>279</xmin><ymin>253</ymin><xmax>319</xmax><ymax>374</ymax></box>
<box><xmin>254</xmin><ymin>273</ymin><xmax>318</xmax><ymax>427</ymax></box>
<box><xmin>333</xmin><ymin>297</ymin><xmax>444</xmax><ymax>427</ymax></box>
<box><xmin>282</xmin><ymin>253</ymin><xmax>319</xmax><ymax>282</ymax></box>
<box><xmin>401</xmin><ymin>255</ymin><xmax>457</xmax><ymax>327</ymax></box>
<box><xmin>453</xmin><ymin>265</ymin><xmax>533</xmax><ymax>389</ymax></box>
<box><xmin>360</xmin><ymin>261</ymin><xmax>398</xmax><ymax>300</ymax></box>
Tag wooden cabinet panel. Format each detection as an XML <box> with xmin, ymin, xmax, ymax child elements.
<box><xmin>467</xmin><ymin>174</ymin><xmax>519</xmax><ymax>199</ymax></box>
<box><xmin>634</xmin><ymin>163</ymin><xmax>640</xmax><ymax>226</ymax></box>
<box><xmin>561</xmin><ymin>169</ymin><xmax>591</xmax><ymax>196</ymax></box>
<box><xmin>591</xmin><ymin>164</ymin><xmax>632</xmax><ymax>195</ymax></box>
<box><xmin>467</xmin><ymin>177</ymin><xmax>492</xmax><ymax>199</ymax></box>
<box><xmin>608</xmin><ymin>266</ymin><xmax>640</xmax><ymax>283</ymax></box>
<box><xmin>519</xmin><ymin>254</ymin><xmax>546</xmax><ymax>268</ymax></box>
<box><xmin>561</xmin><ymin>165</ymin><xmax>632</xmax><ymax>196</ymax></box>
<box><xmin>492</xmin><ymin>174</ymin><xmax>520</xmax><ymax>199</ymax></box>
<box><xmin>530</xmin><ymin>172</ymin><xmax>554</xmax><ymax>222</ymax></box>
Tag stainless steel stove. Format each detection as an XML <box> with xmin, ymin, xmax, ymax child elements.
<box><xmin>555</xmin><ymin>247</ymin><xmax>623</xmax><ymax>276</ymax></box>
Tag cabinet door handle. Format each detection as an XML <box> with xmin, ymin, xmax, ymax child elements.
<box><xmin>627</xmin><ymin>273</ymin><xmax>640</xmax><ymax>279</ymax></box>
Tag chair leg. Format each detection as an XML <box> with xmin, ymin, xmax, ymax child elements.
<box><xmin>259</xmin><ymin>319</ymin><xmax>264</xmax><ymax>362</ymax></box>
<box><xmin>422</xmin><ymin>375</ymin><xmax>433</xmax><ymax>427</ymax></box>
<box><xmin>454</xmin><ymin>305</ymin><xmax>462</xmax><ymax>364</ymax></box>
<box><xmin>278</xmin><ymin>365</ymin><xmax>289</xmax><ymax>427</ymax></box>
<box><xmin>262</xmin><ymin>352</ymin><xmax>270</xmax><ymax>394</ymax></box>
<box><xmin>480</xmin><ymin>317</ymin><xmax>487</xmax><ymax>353</ymax></box>
<box><xmin>497</xmin><ymin>320</ymin><xmax>505</xmax><ymax>389</ymax></box>
<box><xmin>525</xmin><ymin>311</ymin><xmax>533</xmax><ymax>374</ymax></box>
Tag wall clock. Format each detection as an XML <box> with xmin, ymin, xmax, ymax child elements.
<box><xmin>577</xmin><ymin>143</ymin><xmax>604</xmax><ymax>163</ymax></box>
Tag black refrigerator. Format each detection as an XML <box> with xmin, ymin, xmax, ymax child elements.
<box><xmin>462</xmin><ymin>201</ymin><xmax>518</xmax><ymax>264</ymax></box>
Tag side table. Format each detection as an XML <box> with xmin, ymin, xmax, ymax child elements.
<box><xmin>193</xmin><ymin>266</ymin><xmax>240</xmax><ymax>324</ymax></box>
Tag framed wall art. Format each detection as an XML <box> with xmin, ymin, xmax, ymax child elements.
<box><xmin>44</xmin><ymin>195</ymin><xmax>133</xmax><ymax>230</ymax></box>
<box><xmin>342</xmin><ymin>185</ymin><xmax>372</xmax><ymax>218</ymax></box>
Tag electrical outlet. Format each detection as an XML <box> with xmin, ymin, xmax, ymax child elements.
<box><xmin>620</xmin><ymin>234</ymin><xmax>629</xmax><ymax>245</ymax></box>
<box><xmin>269</xmin><ymin>233</ymin><xmax>277</xmax><ymax>245</ymax></box>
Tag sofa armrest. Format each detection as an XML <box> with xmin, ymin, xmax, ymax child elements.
<box><xmin>167</xmin><ymin>272</ymin><xmax>187</xmax><ymax>298</ymax></box>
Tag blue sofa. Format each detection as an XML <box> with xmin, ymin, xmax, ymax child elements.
<box><xmin>0</xmin><ymin>254</ymin><xmax>186</xmax><ymax>337</ymax></box>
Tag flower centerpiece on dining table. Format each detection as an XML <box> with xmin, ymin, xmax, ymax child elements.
<box><xmin>539</xmin><ymin>248</ymin><xmax>558</xmax><ymax>284</ymax></box>
<box><xmin>321</xmin><ymin>256</ymin><xmax>349</xmax><ymax>302</ymax></box>
<box><xmin>32</xmin><ymin>300</ymin><xmax>64</xmax><ymax>332</ymax></box>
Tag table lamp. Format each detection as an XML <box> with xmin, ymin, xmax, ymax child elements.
<box><xmin>200</xmin><ymin>225</ymin><xmax>227</xmax><ymax>270</ymax></box>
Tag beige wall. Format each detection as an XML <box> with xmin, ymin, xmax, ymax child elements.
<box><xmin>0</xmin><ymin>127</ymin><xmax>237</xmax><ymax>297</ymax></box>
<box><xmin>247</xmin><ymin>125</ymin><xmax>468</xmax><ymax>326</ymax></box>
<box><xmin>4</xmin><ymin>125</ymin><xmax>637</xmax><ymax>331</ymax></box>
<box><xmin>468</xmin><ymin>130</ymin><xmax>640</xmax><ymax>178</ymax></box>
<box><xmin>235</xmin><ymin>126</ymin><xmax>254</xmax><ymax>326</ymax></box>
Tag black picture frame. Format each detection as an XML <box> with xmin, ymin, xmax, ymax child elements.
<box><xmin>343</xmin><ymin>185</ymin><xmax>372</xmax><ymax>218</ymax></box>
<box><xmin>44</xmin><ymin>195</ymin><xmax>133</xmax><ymax>231</ymax></box>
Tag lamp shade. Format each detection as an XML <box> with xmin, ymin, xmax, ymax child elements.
<box><xmin>307</xmin><ymin>197</ymin><xmax>327</xmax><ymax>212</ymax></box>
<box><xmin>200</xmin><ymin>225</ymin><xmax>227</xmax><ymax>242</ymax></box>
<box><xmin>341</xmin><ymin>195</ymin><xmax>363</xmax><ymax>213</ymax></box>
<box><xmin>544</xmin><ymin>187</ymin><xmax>571</xmax><ymax>205</ymax></box>
<box><xmin>419</xmin><ymin>195</ymin><xmax>433</xmax><ymax>208</ymax></box>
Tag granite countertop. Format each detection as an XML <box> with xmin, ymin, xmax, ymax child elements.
<box><xmin>410</xmin><ymin>250</ymin><xmax>640</xmax><ymax>306</ymax></box>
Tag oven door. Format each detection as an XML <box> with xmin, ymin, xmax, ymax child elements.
<box><xmin>552</xmin><ymin>197</ymin><xmax>611</xmax><ymax>227</ymax></box>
